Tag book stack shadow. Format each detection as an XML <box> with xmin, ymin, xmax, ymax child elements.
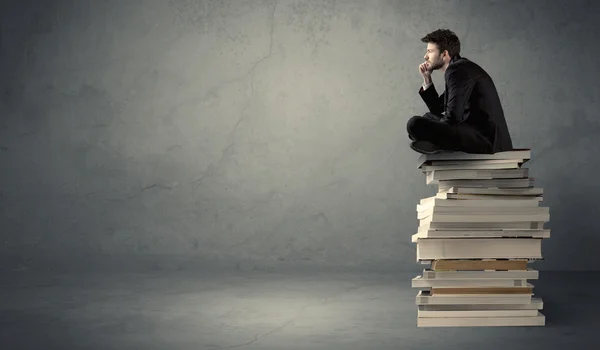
<box><xmin>412</xmin><ymin>149</ymin><xmax>549</xmax><ymax>327</ymax></box>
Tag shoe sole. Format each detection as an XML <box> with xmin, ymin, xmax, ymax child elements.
<box><xmin>410</xmin><ymin>142</ymin><xmax>444</xmax><ymax>155</ymax></box>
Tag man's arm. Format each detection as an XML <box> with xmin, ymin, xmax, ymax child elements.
<box><xmin>443</xmin><ymin>67</ymin><xmax>475</xmax><ymax>124</ymax></box>
<box><xmin>418</xmin><ymin>83</ymin><xmax>445</xmax><ymax>116</ymax></box>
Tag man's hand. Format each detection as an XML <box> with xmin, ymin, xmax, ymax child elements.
<box><xmin>419</xmin><ymin>61</ymin><xmax>432</xmax><ymax>85</ymax></box>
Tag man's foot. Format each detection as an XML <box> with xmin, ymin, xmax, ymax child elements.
<box><xmin>410</xmin><ymin>140</ymin><xmax>444</xmax><ymax>154</ymax></box>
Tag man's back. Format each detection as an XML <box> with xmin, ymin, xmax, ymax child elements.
<box><xmin>447</xmin><ymin>57</ymin><xmax>514</xmax><ymax>152</ymax></box>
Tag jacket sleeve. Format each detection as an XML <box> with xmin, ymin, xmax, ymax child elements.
<box><xmin>418</xmin><ymin>84</ymin><xmax>445</xmax><ymax>116</ymax></box>
<box><xmin>444</xmin><ymin>67</ymin><xmax>475</xmax><ymax>124</ymax></box>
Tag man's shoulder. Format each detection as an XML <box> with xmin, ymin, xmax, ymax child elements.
<box><xmin>446</xmin><ymin>57</ymin><xmax>486</xmax><ymax>77</ymax></box>
<box><xmin>448</xmin><ymin>57</ymin><xmax>477</xmax><ymax>70</ymax></box>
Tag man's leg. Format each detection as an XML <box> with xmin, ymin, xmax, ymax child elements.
<box><xmin>407</xmin><ymin>112</ymin><xmax>442</xmax><ymax>141</ymax></box>
<box><xmin>452</xmin><ymin>123</ymin><xmax>494</xmax><ymax>154</ymax></box>
<box><xmin>407</xmin><ymin>113</ymin><xmax>492</xmax><ymax>154</ymax></box>
<box><xmin>407</xmin><ymin>113</ymin><xmax>459</xmax><ymax>150</ymax></box>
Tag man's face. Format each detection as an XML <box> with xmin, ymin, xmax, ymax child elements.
<box><xmin>424</xmin><ymin>43</ymin><xmax>446</xmax><ymax>70</ymax></box>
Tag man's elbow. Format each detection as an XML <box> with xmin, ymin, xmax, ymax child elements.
<box><xmin>444</xmin><ymin>109</ymin><xmax>466</xmax><ymax>124</ymax></box>
<box><xmin>453</xmin><ymin>112</ymin><xmax>467</xmax><ymax>123</ymax></box>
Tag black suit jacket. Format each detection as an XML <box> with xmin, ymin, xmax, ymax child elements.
<box><xmin>418</xmin><ymin>54</ymin><xmax>513</xmax><ymax>153</ymax></box>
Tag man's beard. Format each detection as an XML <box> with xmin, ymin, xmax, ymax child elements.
<box><xmin>430</xmin><ymin>59</ymin><xmax>443</xmax><ymax>70</ymax></box>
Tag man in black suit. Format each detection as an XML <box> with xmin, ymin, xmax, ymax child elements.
<box><xmin>407</xmin><ymin>29</ymin><xmax>514</xmax><ymax>154</ymax></box>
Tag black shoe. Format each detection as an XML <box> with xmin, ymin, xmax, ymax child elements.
<box><xmin>410</xmin><ymin>140</ymin><xmax>444</xmax><ymax>154</ymax></box>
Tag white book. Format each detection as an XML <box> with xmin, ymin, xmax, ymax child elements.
<box><xmin>415</xmin><ymin>238</ymin><xmax>543</xmax><ymax>260</ymax></box>
<box><xmin>421</xmin><ymin>161</ymin><xmax>522</xmax><ymax>172</ymax></box>
<box><xmin>419</xmin><ymin>298</ymin><xmax>543</xmax><ymax>310</ymax></box>
<box><xmin>438</xmin><ymin>178</ymin><xmax>534</xmax><ymax>191</ymax></box>
<box><xmin>419</xmin><ymin>210</ymin><xmax>550</xmax><ymax>223</ymax></box>
<box><xmin>439</xmin><ymin>193</ymin><xmax>543</xmax><ymax>200</ymax></box>
<box><xmin>417</xmin><ymin>206</ymin><xmax>548</xmax><ymax>219</ymax></box>
<box><xmin>418</xmin><ymin>197</ymin><xmax>541</xmax><ymax>208</ymax></box>
<box><xmin>422</xmin><ymin>269</ymin><xmax>539</xmax><ymax>280</ymax></box>
<box><xmin>443</xmin><ymin>187</ymin><xmax>543</xmax><ymax>196</ymax></box>
<box><xmin>412</xmin><ymin>229</ymin><xmax>550</xmax><ymax>241</ymax></box>
<box><xmin>419</xmin><ymin>221</ymin><xmax>546</xmax><ymax>231</ymax></box>
<box><xmin>426</xmin><ymin>168</ymin><xmax>529</xmax><ymax>184</ymax></box>
<box><xmin>417</xmin><ymin>149</ymin><xmax>531</xmax><ymax>166</ymax></box>
<box><xmin>415</xmin><ymin>290</ymin><xmax>532</xmax><ymax>305</ymax></box>
<box><xmin>418</xmin><ymin>308</ymin><xmax>540</xmax><ymax>318</ymax></box>
<box><xmin>412</xmin><ymin>276</ymin><xmax>528</xmax><ymax>288</ymax></box>
<box><xmin>417</xmin><ymin>312</ymin><xmax>545</xmax><ymax>327</ymax></box>
<box><xmin>420</xmin><ymin>207</ymin><xmax>547</xmax><ymax>214</ymax></box>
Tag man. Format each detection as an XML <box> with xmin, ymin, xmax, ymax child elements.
<box><xmin>407</xmin><ymin>29</ymin><xmax>514</xmax><ymax>154</ymax></box>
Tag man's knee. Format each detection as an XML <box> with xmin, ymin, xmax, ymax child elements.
<box><xmin>407</xmin><ymin>115</ymin><xmax>421</xmax><ymax>133</ymax></box>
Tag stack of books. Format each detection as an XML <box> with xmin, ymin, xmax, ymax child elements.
<box><xmin>411</xmin><ymin>149</ymin><xmax>549</xmax><ymax>327</ymax></box>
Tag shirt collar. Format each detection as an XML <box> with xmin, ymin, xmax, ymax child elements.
<box><xmin>450</xmin><ymin>53</ymin><xmax>462</xmax><ymax>64</ymax></box>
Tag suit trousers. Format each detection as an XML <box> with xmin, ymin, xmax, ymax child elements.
<box><xmin>407</xmin><ymin>112</ymin><xmax>493</xmax><ymax>154</ymax></box>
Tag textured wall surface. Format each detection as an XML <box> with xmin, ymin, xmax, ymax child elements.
<box><xmin>1</xmin><ymin>0</ymin><xmax>599</xmax><ymax>272</ymax></box>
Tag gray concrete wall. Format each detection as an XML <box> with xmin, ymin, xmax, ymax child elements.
<box><xmin>1</xmin><ymin>0</ymin><xmax>599</xmax><ymax>272</ymax></box>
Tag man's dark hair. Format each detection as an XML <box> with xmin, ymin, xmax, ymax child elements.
<box><xmin>421</xmin><ymin>29</ymin><xmax>461</xmax><ymax>58</ymax></box>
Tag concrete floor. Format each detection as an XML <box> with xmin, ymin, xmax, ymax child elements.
<box><xmin>1</xmin><ymin>269</ymin><xmax>598</xmax><ymax>350</ymax></box>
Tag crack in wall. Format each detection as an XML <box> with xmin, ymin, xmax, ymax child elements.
<box><xmin>192</xmin><ymin>0</ymin><xmax>279</xmax><ymax>188</ymax></box>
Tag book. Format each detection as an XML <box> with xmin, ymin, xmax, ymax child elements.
<box><xmin>412</xmin><ymin>276</ymin><xmax>531</xmax><ymax>288</ymax></box>
<box><xmin>416</xmin><ymin>238</ymin><xmax>543</xmax><ymax>260</ymax></box>
<box><xmin>417</xmin><ymin>148</ymin><xmax>532</xmax><ymax>167</ymax></box>
<box><xmin>430</xmin><ymin>259</ymin><xmax>529</xmax><ymax>271</ymax></box>
<box><xmin>421</xmin><ymin>160</ymin><xmax>523</xmax><ymax>172</ymax></box>
<box><xmin>411</xmin><ymin>149</ymin><xmax>548</xmax><ymax>327</ymax></box>
<box><xmin>413</xmin><ymin>229</ymin><xmax>550</xmax><ymax>239</ymax></box>
<box><xmin>419</xmin><ymin>196</ymin><xmax>542</xmax><ymax>208</ymax></box>
<box><xmin>425</xmin><ymin>168</ymin><xmax>529</xmax><ymax>184</ymax></box>
<box><xmin>416</xmin><ymin>313</ymin><xmax>545</xmax><ymax>327</ymax></box>
<box><xmin>444</xmin><ymin>186</ymin><xmax>543</xmax><ymax>196</ymax></box>
<box><xmin>421</xmin><ymin>268</ymin><xmax>539</xmax><ymax>279</ymax></box>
